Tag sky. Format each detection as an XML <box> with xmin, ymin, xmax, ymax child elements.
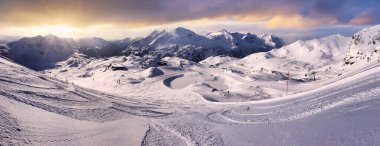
<box><xmin>0</xmin><ymin>0</ymin><xmax>379</xmax><ymax>43</ymax></box>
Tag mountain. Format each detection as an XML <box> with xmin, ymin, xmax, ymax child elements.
<box><xmin>77</xmin><ymin>37</ymin><xmax>110</xmax><ymax>48</ymax></box>
<box><xmin>4</xmin><ymin>27</ymin><xmax>282</xmax><ymax>70</ymax></box>
<box><xmin>0</xmin><ymin>44</ymin><xmax>11</xmax><ymax>59</ymax></box>
<box><xmin>76</xmin><ymin>37</ymin><xmax>130</xmax><ymax>58</ymax></box>
<box><xmin>270</xmin><ymin>34</ymin><xmax>350</xmax><ymax>64</ymax></box>
<box><xmin>344</xmin><ymin>24</ymin><xmax>380</xmax><ymax>66</ymax></box>
<box><xmin>0</xmin><ymin>35</ymin><xmax>21</xmax><ymax>43</ymax></box>
<box><xmin>205</xmin><ymin>29</ymin><xmax>283</xmax><ymax>51</ymax></box>
<box><xmin>7</xmin><ymin>34</ymin><xmax>76</xmax><ymax>70</ymax></box>
<box><xmin>115</xmin><ymin>38</ymin><xmax>132</xmax><ymax>47</ymax></box>
<box><xmin>199</xmin><ymin>34</ymin><xmax>351</xmax><ymax>82</ymax></box>
<box><xmin>233</xmin><ymin>34</ymin><xmax>350</xmax><ymax>71</ymax></box>
<box><xmin>6</xmin><ymin>35</ymin><xmax>131</xmax><ymax>70</ymax></box>
<box><xmin>124</xmin><ymin>27</ymin><xmax>283</xmax><ymax>62</ymax></box>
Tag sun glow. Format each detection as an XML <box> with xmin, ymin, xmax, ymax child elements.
<box><xmin>39</xmin><ymin>25</ymin><xmax>77</xmax><ymax>34</ymax></box>
<box><xmin>4</xmin><ymin>24</ymin><xmax>83</xmax><ymax>38</ymax></box>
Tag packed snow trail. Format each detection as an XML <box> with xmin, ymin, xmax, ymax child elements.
<box><xmin>0</xmin><ymin>57</ymin><xmax>170</xmax><ymax>145</ymax></box>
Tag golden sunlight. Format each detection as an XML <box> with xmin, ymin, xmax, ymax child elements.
<box><xmin>39</xmin><ymin>25</ymin><xmax>78</xmax><ymax>34</ymax></box>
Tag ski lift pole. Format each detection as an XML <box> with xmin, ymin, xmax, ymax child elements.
<box><xmin>286</xmin><ymin>71</ymin><xmax>290</xmax><ymax>95</ymax></box>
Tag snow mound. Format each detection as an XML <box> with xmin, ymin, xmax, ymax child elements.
<box><xmin>200</xmin><ymin>56</ymin><xmax>237</xmax><ymax>67</ymax></box>
<box><xmin>141</xmin><ymin>67</ymin><xmax>164</xmax><ymax>78</ymax></box>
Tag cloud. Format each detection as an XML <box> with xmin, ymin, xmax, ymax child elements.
<box><xmin>0</xmin><ymin>0</ymin><xmax>303</xmax><ymax>27</ymax></box>
<box><xmin>349</xmin><ymin>9</ymin><xmax>379</xmax><ymax>25</ymax></box>
<box><xmin>303</xmin><ymin>0</ymin><xmax>380</xmax><ymax>25</ymax></box>
<box><xmin>266</xmin><ymin>15</ymin><xmax>312</xmax><ymax>29</ymax></box>
<box><xmin>0</xmin><ymin>0</ymin><xmax>378</xmax><ymax>29</ymax></box>
<box><xmin>0</xmin><ymin>0</ymin><xmax>379</xmax><ymax>40</ymax></box>
<box><xmin>266</xmin><ymin>14</ymin><xmax>339</xmax><ymax>29</ymax></box>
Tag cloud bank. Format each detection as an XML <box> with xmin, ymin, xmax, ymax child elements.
<box><xmin>0</xmin><ymin>0</ymin><xmax>378</xmax><ymax>41</ymax></box>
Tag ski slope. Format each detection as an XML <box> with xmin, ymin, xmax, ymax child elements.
<box><xmin>2</xmin><ymin>50</ymin><xmax>380</xmax><ymax>145</ymax></box>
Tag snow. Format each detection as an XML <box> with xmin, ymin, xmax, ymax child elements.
<box><xmin>141</xmin><ymin>67</ymin><xmax>164</xmax><ymax>78</ymax></box>
<box><xmin>1</xmin><ymin>25</ymin><xmax>380</xmax><ymax>145</ymax></box>
<box><xmin>344</xmin><ymin>25</ymin><xmax>380</xmax><ymax>66</ymax></box>
<box><xmin>124</xmin><ymin>27</ymin><xmax>283</xmax><ymax>62</ymax></box>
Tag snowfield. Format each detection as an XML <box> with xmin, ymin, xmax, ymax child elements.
<box><xmin>1</xmin><ymin>25</ymin><xmax>380</xmax><ymax>145</ymax></box>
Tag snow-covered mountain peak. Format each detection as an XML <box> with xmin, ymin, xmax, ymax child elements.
<box><xmin>170</xmin><ymin>27</ymin><xmax>197</xmax><ymax>37</ymax></box>
<box><xmin>214</xmin><ymin>29</ymin><xmax>230</xmax><ymax>35</ymax></box>
<box><xmin>205</xmin><ymin>29</ymin><xmax>233</xmax><ymax>40</ymax></box>
<box><xmin>351</xmin><ymin>24</ymin><xmax>380</xmax><ymax>46</ymax></box>
<box><xmin>149</xmin><ymin>30</ymin><xmax>168</xmax><ymax>38</ymax></box>
<box><xmin>149</xmin><ymin>30</ymin><xmax>161</xmax><ymax>36</ymax></box>
<box><xmin>344</xmin><ymin>24</ymin><xmax>380</xmax><ymax>65</ymax></box>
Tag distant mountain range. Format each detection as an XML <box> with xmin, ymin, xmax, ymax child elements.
<box><xmin>124</xmin><ymin>27</ymin><xmax>283</xmax><ymax>62</ymax></box>
<box><xmin>0</xmin><ymin>27</ymin><xmax>284</xmax><ymax>70</ymax></box>
<box><xmin>1</xmin><ymin>25</ymin><xmax>379</xmax><ymax>71</ymax></box>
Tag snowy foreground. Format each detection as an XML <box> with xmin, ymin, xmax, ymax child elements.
<box><xmin>2</xmin><ymin>25</ymin><xmax>380</xmax><ymax>145</ymax></box>
<box><xmin>2</xmin><ymin>54</ymin><xmax>380</xmax><ymax>145</ymax></box>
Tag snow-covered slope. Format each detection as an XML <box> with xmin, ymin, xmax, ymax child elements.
<box><xmin>124</xmin><ymin>27</ymin><xmax>283</xmax><ymax>62</ymax></box>
<box><xmin>344</xmin><ymin>24</ymin><xmax>380</xmax><ymax>66</ymax></box>
<box><xmin>270</xmin><ymin>34</ymin><xmax>349</xmax><ymax>63</ymax></box>
<box><xmin>3</xmin><ymin>24</ymin><xmax>380</xmax><ymax>145</ymax></box>
<box><xmin>3</xmin><ymin>37</ymin><xmax>380</xmax><ymax>145</ymax></box>
<box><xmin>240</xmin><ymin>34</ymin><xmax>350</xmax><ymax>69</ymax></box>
<box><xmin>199</xmin><ymin>34</ymin><xmax>350</xmax><ymax>83</ymax></box>
<box><xmin>47</xmin><ymin>33</ymin><xmax>352</xmax><ymax>102</ymax></box>
<box><xmin>0</xmin><ymin>56</ymin><xmax>188</xmax><ymax>145</ymax></box>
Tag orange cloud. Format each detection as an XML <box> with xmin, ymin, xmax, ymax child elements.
<box><xmin>349</xmin><ymin>11</ymin><xmax>374</xmax><ymax>25</ymax></box>
<box><xmin>266</xmin><ymin>14</ymin><xmax>338</xmax><ymax>29</ymax></box>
